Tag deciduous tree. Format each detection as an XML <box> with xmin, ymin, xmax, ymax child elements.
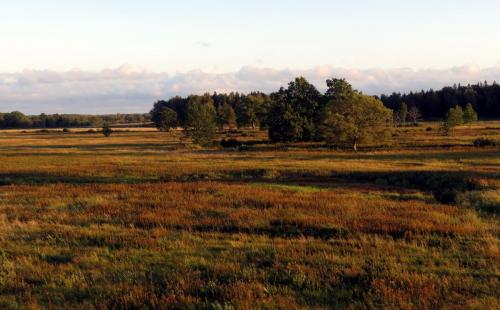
<box><xmin>157</xmin><ymin>108</ymin><xmax>178</xmax><ymax>132</ymax></box>
<box><xmin>187</xmin><ymin>102</ymin><xmax>217</xmax><ymax>146</ymax></box>
<box><xmin>443</xmin><ymin>106</ymin><xmax>464</xmax><ymax>135</ymax></box>
<box><xmin>463</xmin><ymin>103</ymin><xmax>478</xmax><ymax>124</ymax></box>
<box><xmin>322</xmin><ymin>93</ymin><xmax>393</xmax><ymax>151</ymax></box>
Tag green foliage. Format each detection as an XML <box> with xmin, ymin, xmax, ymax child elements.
<box><xmin>322</xmin><ymin>93</ymin><xmax>393</xmax><ymax>150</ymax></box>
<box><xmin>443</xmin><ymin>106</ymin><xmax>464</xmax><ymax>135</ymax></box>
<box><xmin>151</xmin><ymin>97</ymin><xmax>189</xmax><ymax>128</ymax></box>
<box><xmin>399</xmin><ymin>102</ymin><xmax>408</xmax><ymax>125</ymax></box>
<box><xmin>216</xmin><ymin>103</ymin><xmax>236</xmax><ymax>129</ymax></box>
<box><xmin>380</xmin><ymin>81</ymin><xmax>500</xmax><ymax>119</ymax></box>
<box><xmin>0</xmin><ymin>112</ymin><xmax>148</xmax><ymax>129</ymax></box>
<box><xmin>1</xmin><ymin>111</ymin><xmax>32</xmax><ymax>128</ymax></box>
<box><xmin>463</xmin><ymin>103</ymin><xmax>478</xmax><ymax>123</ymax></box>
<box><xmin>325</xmin><ymin>78</ymin><xmax>356</xmax><ymax>100</ymax></box>
<box><xmin>157</xmin><ymin>108</ymin><xmax>178</xmax><ymax>132</ymax></box>
<box><xmin>187</xmin><ymin>101</ymin><xmax>217</xmax><ymax>146</ymax></box>
<box><xmin>267</xmin><ymin>97</ymin><xmax>305</xmax><ymax>142</ymax></box>
<box><xmin>102</xmin><ymin>124</ymin><xmax>113</xmax><ymax>137</ymax></box>
<box><xmin>237</xmin><ymin>93</ymin><xmax>270</xmax><ymax>128</ymax></box>
<box><xmin>268</xmin><ymin>77</ymin><xmax>321</xmax><ymax>142</ymax></box>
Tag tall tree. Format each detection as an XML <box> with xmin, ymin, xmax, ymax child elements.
<box><xmin>186</xmin><ymin>102</ymin><xmax>217</xmax><ymax>146</ymax></box>
<box><xmin>321</xmin><ymin>93</ymin><xmax>393</xmax><ymax>151</ymax></box>
<box><xmin>443</xmin><ymin>106</ymin><xmax>464</xmax><ymax>135</ymax></box>
<box><xmin>325</xmin><ymin>78</ymin><xmax>356</xmax><ymax>100</ymax></box>
<box><xmin>267</xmin><ymin>91</ymin><xmax>305</xmax><ymax>142</ymax></box>
<box><xmin>398</xmin><ymin>102</ymin><xmax>408</xmax><ymax>126</ymax></box>
<box><xmin>408</xmin><ymin>105</ymin><xmax>421</xmax><ymax>124</ymax></box>
<box><xmin>463</xmin><ymin>103</ymin><xmax>478</xmax><ymax>124</ymax></box>
<box><xmin>268</xmin><ymin>77</ymin><xmax>322</xmax><ymax>142</ymax></box>
<box><xmin>216</xmin><ymin>103</ymin><xmax>237</xmax><ymax>130</ymax></box>
<box><xmin>157</xmin><ymin>108</ymin><xmax>178</xmax><ymax>132</ymax></box>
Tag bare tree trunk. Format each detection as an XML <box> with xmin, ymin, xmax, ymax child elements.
<box><xmin>353</xmin><ymin>139</ymin><xmax>358</xmax><ymax>152</ymax></box>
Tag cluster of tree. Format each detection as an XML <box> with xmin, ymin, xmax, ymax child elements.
<box><xmin>393</xmin><ymin>102</ymin><xmax>421</xmax><ymax>126</ymax></box>
<box><xmin>152</xmin><ymin>78</ymin><xmax>393</xmax><ymax>150</ymax></box>
<box><xmin>0</xmin><ymin>112</ymin><xmax>150</xmax><ymax>129</ymax></box>
<box><xmin>151</xmin><ymin>92</ymin><xmax>271</xmax><ymax>131</ymax></box>
<box><xmin>443</xmin><ymin>103</ymin><xmax>478</xmax><ymax>135</ymax></box>
<box><xmin>267</xmin><ymin>78</ymin><xmax>392</xmax><ymax>150</ymax></box>
<box><xmin>381</xmin><ymin>82</ymin><xmax>500</xmax><ymax>119</ymax></box>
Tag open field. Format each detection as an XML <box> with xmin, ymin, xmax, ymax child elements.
<box><xmin>0</xmin><ymin>122</ymin><xmax>498</xmax><ymax>309</ymax></box>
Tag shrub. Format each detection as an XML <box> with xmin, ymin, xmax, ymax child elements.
<box><xmin>102</xmin><ymin>125</ymin><xmax>113</xmax><ymax>137</ymax></box>
<box><xmin>62</xmin><ymin>128</ymin><xmax>71</xmax><ymax>133</ymax></box>
<box><xmin>220</xmin><ymin>139</ymin><xmax>242</xmax><ymax>149</ymax></box>
<box><xmin>473</xmin><ymin>138</ymin><xmax>497</xmax><ymax>147</ymax></box>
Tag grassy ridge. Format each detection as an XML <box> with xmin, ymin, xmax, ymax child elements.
<box><xmin>0</xmin><ymin>122</ymin><xmax>498</xmax><ymax>309</ymax></box>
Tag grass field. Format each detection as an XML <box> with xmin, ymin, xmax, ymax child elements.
<box><xmin>0</xmin><ymin>122</ymin><xmax>498</xmax><ymax>309</ymax></box>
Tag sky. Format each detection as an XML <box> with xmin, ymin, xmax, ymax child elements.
<box><xmin>1</xmin><ymin>0</ymin><xmax>500</xmax><ymax>114</ymax></box>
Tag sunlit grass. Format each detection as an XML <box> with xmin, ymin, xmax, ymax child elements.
<box><xmin>0</xmin><ymin>122</ymin><xmax>498</xmax><ymax>308</ymax></box>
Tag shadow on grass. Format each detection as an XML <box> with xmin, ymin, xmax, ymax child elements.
<box><xmin>0</xmin><ymin>172</ymin><xmax>149</xmax><ymax>185</ymax></box>
<box><xmin>1</xmin><ymin>169</ymin><xmax>496</xmax><ymax>207</ymax></box>
<box><xmin>0</xmin><ymin>143</ymin><xmax>178</xmax><ymax>151</ymax></box>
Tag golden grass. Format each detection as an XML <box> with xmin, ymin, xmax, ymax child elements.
<box><xmin>0</xmin><ymin>121</ymin><xmax>498</xmax><ymax>308</ymax></box>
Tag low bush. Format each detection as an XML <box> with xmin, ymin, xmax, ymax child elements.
<box><xmin>220</xmin><ymin>139</ymin><xmax>242</xmax><ymax>149</ymax></box>
<box><xmin>473</xmin><ymin>138</ymin><xmax>497</xmax><ymax>147</ymax></box>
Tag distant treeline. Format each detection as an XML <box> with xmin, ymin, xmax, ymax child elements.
<box><xmin>0</xmin><ymin>112</ymin><xmax>150</xmax><ymax>129</ymax></box>
<box><xmin>380</xmin><ymin>82</ymin><xmax>500</xmax><ymax>119</ymax></box>
<box><xmin>2</xmin><ymin>81</ymin><xmax>499</xmax><ymax>130</ymax></box>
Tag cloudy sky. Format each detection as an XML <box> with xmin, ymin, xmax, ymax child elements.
<box><xmin>1</xmin><ymin>0</ymin><xmax>500</xmax><ymax>114</ymax></box>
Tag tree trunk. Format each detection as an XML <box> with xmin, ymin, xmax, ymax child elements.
<box><xmin>353</xmin><ymin>139</ymin><xmax>358</xmax><ymax>152</ymax></box>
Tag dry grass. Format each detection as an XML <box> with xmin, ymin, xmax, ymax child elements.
<box><xmin>0</xmin><ymin>122</ymin><xmax>498</xmax><ymax>309</ymax></box>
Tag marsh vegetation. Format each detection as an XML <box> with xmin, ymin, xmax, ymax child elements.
<box><xmin>0</xmin><ymin>121</ymin><xmax>498</xmax><ymax>309</ymax></box>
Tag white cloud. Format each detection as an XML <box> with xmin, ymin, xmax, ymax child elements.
<box><xmin>1</xmin><ymin>64</ymin><xmax>499</xmax><ymax>114</ymax></box>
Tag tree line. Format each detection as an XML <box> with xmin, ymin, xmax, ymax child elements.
<box><xmin>0</xmin><ymin>112</ymin><xmax>150</xmax><ymax>129</ymax></box>
<box><xmin>380</xmin><ymin>82</ymin><xmax>500</xmax><ymax>119</ymax></box>
<box><xmin>151</xmin><ymin>78</ymin><xmax>394</xmax><ymax>150</ymax></box>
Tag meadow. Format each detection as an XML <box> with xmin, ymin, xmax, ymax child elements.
<box><xmin>0</xmin><ymin>122</ymin><xmax>498</xmax><ymax>309</ymax></box>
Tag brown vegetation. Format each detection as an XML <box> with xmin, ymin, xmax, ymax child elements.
<box><xmin>0</xmin><ymin>121</ymin><xmax>498</xmax><ymax>309</ymax></box>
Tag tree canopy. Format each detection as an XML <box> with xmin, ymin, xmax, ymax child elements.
<box><xmin>380</xmin><ymin>82</ymin><xmax>499</xmax><ymax>119</ymax></box>
<box><xmin>322</xmin><ymin>93</ymin><xmax>393</xmax><ymax>150</ymax></box>
<box><xmin>268</xmin><ymin>77</ymin><xmax>322</xmax><ymax>142</ymax></box>
<box><xmin>187</xmin><ymin>101</ymin><xmax>217</xmax><ymax>146</ymax></box>
<box><xmin>443</xmin><ymin>106</ymin><xmax>465</xmax><ymax>135</ymax></box>
<box><xmin>157</xmin><ymin>108</ymin><xmax>178</xmax><ymax>132</ymax></box>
